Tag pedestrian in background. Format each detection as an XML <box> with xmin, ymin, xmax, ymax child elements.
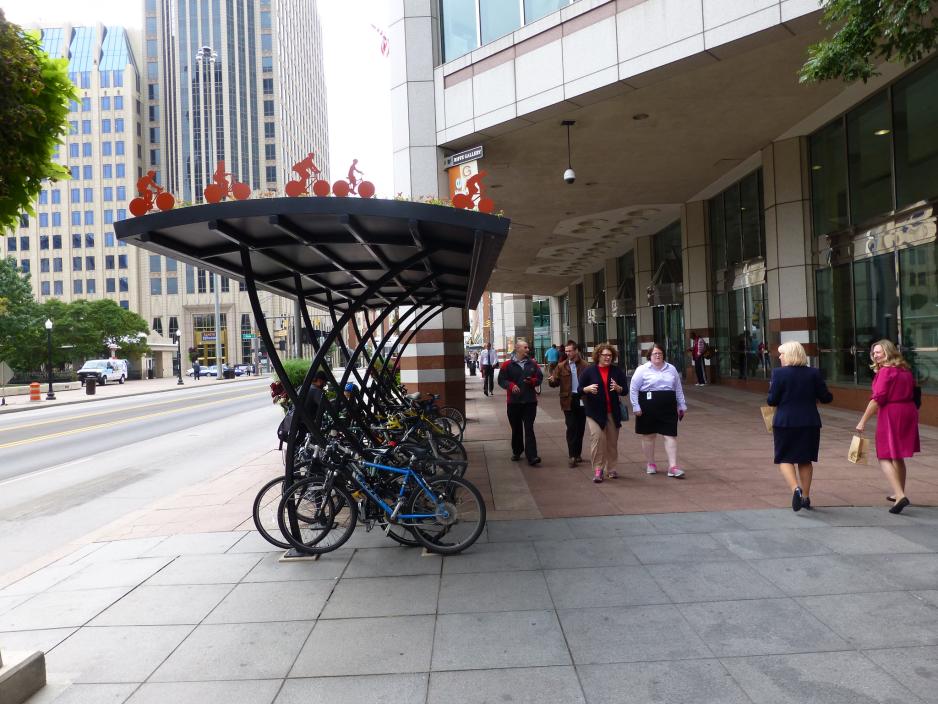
<box><xmin>766</xmin><ymin>341</ymin><xmax>833</xmax><ymax>511</ymax></box>
<box><xmin>629</xmin><ymin>343</ymin><xmax>687</xmax><ymax>478</ymax></box>
<box><xmin>856</xmin><ymin>339</ymin><xmax>920</xmax><ymax>514</ymax></box>
<box><xmin>689</xmin><ymin>332</ymin><xmax>707</xmax><ymax>386</ymax></box>
<box><xmin>497</xmin><ymin>337</ymin><xmax>543</xmax><ymax>466</ymax></box>
<box><xmin>548</xmin><ymin>340</ymin><xmax>587</xmax><ymax>468</ymax></box>
<box><xmin>480</xmin><ymin>342</ymin><xmax>498</xmax><ymax>396</ymax></box>
<box><xmin>579</xmin><ymin>342</ymin><xmax>629</xmax><ymax>483</ymax></box>
<box><xmin>193</xmin><ymin>360</ymin><xmax>201</xmax><ymax>380</ymax></box>
<box><xmin>545</xmin><ymin>344</ymin><xmax>560</xmax><ymax>376</ymax></box>
<box><xmin>467</xmin><ymin>350</ymin><xmax>478</xmax><ymax>376</ymax></box>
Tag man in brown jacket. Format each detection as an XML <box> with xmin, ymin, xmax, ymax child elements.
<box><xmin>548</xmin><ymin>340</ymin><xmax>587</xmax><ymax>468</ymax></box>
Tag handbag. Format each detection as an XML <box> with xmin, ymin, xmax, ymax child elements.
<box><xmin>618</xmin><ymin>396</ymin><xmax>630</xmax><ymax>422</ymax></box>
<box><xmin>847</xmin><ymin>433</ymin><xmax>869</xmax><ymax>464</ymax></box>
<box><xmin>759</xmin><ymin>405</ymin><xmax>775</xmax><ymax>433</ymax></box>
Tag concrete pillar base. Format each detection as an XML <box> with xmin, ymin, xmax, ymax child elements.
<box><xmin>0</xmin><ymin>650</ymin><xmax>47</xmax><ymax>704</ymax></box>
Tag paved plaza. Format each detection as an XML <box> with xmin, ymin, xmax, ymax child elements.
<box><xmin>2</xmin><ymin>378</ymin><xmax>937</xmax><ymax>703</ymax></box>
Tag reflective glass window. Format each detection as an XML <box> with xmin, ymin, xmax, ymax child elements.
<box><xmin>73</xmin><ymin>279</ymin><xmax>83</xmax><ymax>294</ymax></box>
<box><xmin>847</xmin><ymin>92</ymin><xmax>893</xmax><ymax>224</ymax></box>
<box><xmin>524</xmin><ymin>0</ymin><xmax>567</xmax><ymax>23</ymax></box>
<box><xmin>853</xmin><ymin>253</ymin><xmax>898</xmax><ymax>385</ymax></box>
<box><xmin>150</xmin><ymin>278</ymin><xmax>162</xmax><ymax>295</ymax></box>
<box><xmin>723</xmin><ymin>183</ymin><xmax>742</xmax><ymax>265</ymax></box>
<box><xmin>441</xmin><ymin>0</ymin><xmax>478</xmax><ymax>62</ymax></box>
<box><xmin>86</xmin><ymin>278</ymin><xmax>96</xmax><ymax>293</ymax></box>
<box><xmin>899</xmin><ymin>242</ymin><xmax>938</xmax><ymax>388</ymax></box>
<box><xmin>893</xmin><ymin>59</ymin><xmax>938</xmax><ymax>207</ymax></box>
<box><xmin>480</xmin><ymin>0</ymin><xmax>521</xmax><ymax>44</ymax></box>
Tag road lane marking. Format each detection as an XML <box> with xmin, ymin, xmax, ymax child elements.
<box><xmin>0</xmin><ymin>390</ymin><xmax>268</xmax><ymax>450</ymax></box>
<box><xmin>0</xmin><ymin>383</ymin><xmax>269</xmax><ymax>434</ymax></box>
<box><xmin>0</xmin><ymin>455</ymin><xmax>95</xmax><ymax>488</ymax></box>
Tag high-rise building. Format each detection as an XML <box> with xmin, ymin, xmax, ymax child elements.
<box><xmin>2</xmin><ymin>24</ymin><xmax>145</xmax><ymax>314</ymax></box>
<box><xmin>140</xmin><ymin>0</ymin><xmax>330</xmax><ymax>369</ymax></box>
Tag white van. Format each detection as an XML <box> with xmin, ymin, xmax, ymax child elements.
<box><xmin>77</xmin><ymin>359</ymin><xmax>127</xmax><ymax>386</ymax></box>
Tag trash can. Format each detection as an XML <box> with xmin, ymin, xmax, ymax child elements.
<box><xmin>147</xmin><ymin>369</ymin><xmax>155</xmax><ymax>379</ymax></box>
<box><xmin>224</xmin><ymin>368</ymin><xmax>235</xmax><ymax>379</ymax></box>
<box><xmin>85</xmin><ymin>379</ymin><xmax>96</xmax><ymax>395</ymax></box>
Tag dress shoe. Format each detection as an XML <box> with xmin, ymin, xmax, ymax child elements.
<box><xmin>792</xmin><ymin>487</ymin><xmax>803</xmax><ymax>512</ymax></box>
<box><xmin>802</xmin><ymin>496</ymin><xmax>811</xmax><ymax>510</ymax></box>
<box><xmin>528</xmin><ymin>457</ymin><xmax>542</xmax><ymax>466</ymax></box>
<box><xmin>575</xmin><ymin>456</ymin><xmax>584</xmax><ymax>464</ymax></box>
<box><xmin>889</xmin><ymin>497</ymin><xmax>910</xmax><ymax>514</ymax></box>
<box><xmin>510</xmin><ymin>455</ymin><xmax>521</xmax><ymax>461</ymax></box>
<box><xmin>568</xmin><ymin>457</ymin><xmax>576</xmax><ymax>468</ymax></box>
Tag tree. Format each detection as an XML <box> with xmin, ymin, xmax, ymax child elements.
<box><xmin>0</xmin><ymin>257</ymin><xmax>41</xmax><ymax>371</ymax></box>
<box><xmin>0</xmin><ymin>10</ymin><xmax>76</xmax><ymax>231</ymax></box>
<box><xmin>53</xmin><ymin>299</ymin><xmax>150</xmax><ymax>362</ymax></box>
<box><xmin>800</xmin><ymin>0</ymin><xmax>938</xmax><ymax>83</ymax></box>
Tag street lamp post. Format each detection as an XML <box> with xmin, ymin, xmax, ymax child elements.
<box><xmin>174</xmin><ymin>331</ymin><xmax>184</xmax><ymax>385</ymax></box>
<box><xmin>44</xmin><ymin>318</ymin><xmax>56</xmax><ymax>400</ymax></box>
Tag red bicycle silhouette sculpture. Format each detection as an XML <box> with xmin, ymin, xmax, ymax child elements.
<box><xmin>129</xmin><ymin>170</ymin><xmax>175</xmax><ymax>216</ymax></box>
<box><xmin>452</xmin><ymin>170</ymin><xmax>494</xmax><ymax>213</ymax></box>
<box><xmin>332</xmin><ymin>159</ymin><xmax>375</xmax><ymax>198</ymax></box>
<box><xmin>285</xmin><ymin>152</ymin><xmax>331</xmax><ymax>197</ymax></box>
<box><xmin>204</xmin><ymin>160</ymin><xmax>251</xmax><ymax>203</ymax></box>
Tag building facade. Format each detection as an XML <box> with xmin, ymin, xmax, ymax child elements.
<box><xmin>391</xmin><ymin>0</ymin><xmax>938</xmax><ymax>421</ymax></box>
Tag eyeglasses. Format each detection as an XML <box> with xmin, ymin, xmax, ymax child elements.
<box><xmin>599</xmin><ymin>353</ymin><xmax>613</xmax><ymax>358</ymax></box>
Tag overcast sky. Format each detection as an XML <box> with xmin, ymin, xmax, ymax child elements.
<box><xmin>1</xmin><ymin>0</ymin><xmax>394</xmax><ymax>195</ymax></box>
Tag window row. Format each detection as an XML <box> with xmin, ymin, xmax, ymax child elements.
<box><xmin>69</xmin><ymin>96</ymin><xmax>125</xmax><ymax>112</ymax></box>
<box><xmin>709</xmin><ymin>169</ymin><xmax>765</xmax><ymax>272</ymax></box>
<box><xmin>69</xmin><ymin>164</ymin><xmax>127</xmax><ymax>180</ymax></box>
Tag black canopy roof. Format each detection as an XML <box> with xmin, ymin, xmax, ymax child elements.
<box><xmin>114</xmin><ymin>197</ymin><xmax>510</xmax><ymax>311</ymax></box>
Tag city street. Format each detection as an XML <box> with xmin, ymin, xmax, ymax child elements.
<box><xmin>0</xmin><ymin>379</ymin><xmax>280</xmax><ymax>576</ymax></box>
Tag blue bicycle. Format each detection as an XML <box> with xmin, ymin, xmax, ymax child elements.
<box><xmin>276</xmin><ymin>436</ymin><xmax>486</xmax><ymax>555</ymax></box>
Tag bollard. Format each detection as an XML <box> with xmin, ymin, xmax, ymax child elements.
<box><xmin>29</xmin><ymin>382</ymin><xmax>41</xmax><ymax>401</ymax></box>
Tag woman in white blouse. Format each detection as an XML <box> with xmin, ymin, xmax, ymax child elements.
<box><xmin>629</xmin><ymin>343</ymin><xmax>688</xmax><ymax>478</ymax></box>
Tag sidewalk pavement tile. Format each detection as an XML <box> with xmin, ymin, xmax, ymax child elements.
<box><xmin>36</xmin><ymin>683</ymin><xmax>139</xmax><ymax>704</ymax></box>
<box><xmin>885</xmin><ymin>525</ymin><xmax>938</xmax><ymax>551</ymax></box>
<box><xmin>74</xmin><ymin>538</ymin><xmax>168</xmax><ymax>564</ymax></box>
<box><xmin>150</xmin><ymin>621</ymin><xmax>313</xmax><ymax>681</ymax></box>
<box><xmin>428</xmin><ymin>666</ymin><xmax>584</xmax><ymax>704</ymax></box>
<box><xmin>720</xmin><ymin>508</ymin><xmax>829</xmax><ymax>530</ymax></box>
<box><xmin>920</xmin><ymin>589</ymin><xmax>938</xmax><ymax>607</ymax></box>
<box><xmin>564</xmin><ymin>514</ymin><xmax>657</xmax><ymax>538</ymax></box>
<box><xmin>226</xmin><ymin>531</ymin><xmax>284</xmax><ymax>554</ymax></box>
<box><xmin>129</xmin><ymin>680</ymin><xmax>282</xmax><ymax>704</ymax></box>
<box><xmin>623</xmin><ymin>533</ymin><xmax>739</xmax><ymax>565</ymax></box>
<box><xmin>532</xmin><ymin>537</ymin><xmax>640</xmax><ymax>569</ymax></box>
<box><xmin>241</xmin><ymin>549</ymin><xmax>351</xmax><ymax>582</ymax></box>
<box><xmin>91</xmin><ymin>584</ymin><xmax>234</xmax><ymax>626</ymax></box>
<box><xmin>748</xmin><ymin>555</ymin><xmax>901</xmax><ymax>596</ymax></box>
<box><xmin>291</xmin><ymin>615</ymin><xmax>434</xmax><ymax>677</ymax></box>
<box><xmin>811</xmin><ymin>506</ymin><xmax>919</xmax><ymax>527</ymax></box>
<box><xmin>0</xmin><ymin>593</ymin><xmax>29</xmax><ymax>615</ymax></box>
<box><xmin>277</xmin><ymin>674</ymin><xmax>427</xmax><ymax>704</ymax></box>
<box><xmin>1</xmin><ymin>560</ymin><xmax>87</xmax><ymax>596</ymax></box>
<box><xmin>805</xmin><ymin>526</ymin><xmax>933</xmax><ymax>555</ymax></box>
<box><xmin>431</xmin><ymin>610</ymin><xmax>570</xmax><ymax>671</ymax></box>
<box><xmin>647</xmin><ymin>561</ymin><xmax>785</xmax><ymax>602</ymax></box>
<box><xmin>321</xmin><ymin>574</ymin><xmax>439</xmax><ymax>618</ymax></box>
<box><xmin>720</xmin><ymin>651</ymin><xmax>926</xmax><ymax>704</ymax></box>
<box><xmin>850</xmin><ymin>553</ymin><xmax>938</xmax><ymax>590</ymax></box>
<box><xmin>644</xmin><ymin>511</ymin><xmax>746</xmax><ymax>534</ymax></box>
<box><xmin>144</xmin><ymin>531</ymin><xmax>247</xmax><ymax>557</ymax></box>
<box><xmin>437</xmin><ymin>570</ymin><xmax>551</xmax><ymax>613</ymax></box>
<box><xmin>49</xmin><ymin>557</ymin><xmax>173</xmax><ymax>592</ymax></box>
<box><xmin>798</xmin><ymin>591</ymin><xmax>938</xmax><ymax>649</ymax></box>
<box><xmin>577</xmin><ymin>660</ymin><xmax>751</xmax><ymax>704</ymax></box>
<box><xmin>677</xmin><ymin>597</ymin><xmax>849</xmax><ymax>657</ymax></box>
<box><xmin>486</xmin><ymin>518</ymin><xmax>576</xmax><ymax>542</ymax></box>
<box><xmin>0</xmin><ymin>587</ymin><xmax>129</xmax><ymax>630</ymax></box>
<box><xmin>203</xmin><ymin>580</ymin><xmax>333</xmax><ymax>623</ymax></box>
<box><xmin>544</xmin><ymin>565</ymin><xmax>669</xmax><ymax>609</ymax></box>
<box><xmin>343</xmin><ymin>546</ymin><xmax>442</xmax><ymax>578</ymax></box>
<box><xmin>0</xmin><ymin>627</ymin><xmax>76</xmax><ymax>653</ymax></box>
<box><xmin>439</xmin><ymin>540</ymin><xmax>540</xmax><ymax>574</ymax></box>
<box><xmin>709</xmin><ymin>529</ymin><xmax>832</xmax><ymax>560</ymax></box>
<box><xmin>558</xmin><ymin>604</ymin><xmax>711</xmax><ymax>664</ymax></box>
<box><xmin>44</xmin><ymin>624</ymin><xmax>193</xmax><ymax>683</ymax></box>
<box><xmin>863</xmin><ymin>645</ymin><xmax>938</xmax><ymax>704</ymax></box>
<box><xmin>144</xmin><ymin>554</ymin><xmax>263</xmax><ymax>585</ymax></box>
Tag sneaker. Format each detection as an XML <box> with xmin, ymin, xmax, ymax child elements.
<box><xmin>575</xmin><ymin>456</ymin><xmax>584</xmax><ymax>464</ymax></box>
<box><xmin>607</xmin><ymin>470</ymin><xmax>618</xmax><ymax>479</ymax></box>
<box><xmin>792</xmin><ymin>487</ymin><xmax>803</xmax><ymax>512</ymax></box>
<box><xmin>568</xmin><ymin>457</ymin><xmax>577</xmax><ymax>468</ymax></box>
<box><xmin>667</xmin><ymin>466</ymin><xmax>685</xmax><ymax>478</ymax></box>
<box><xmin>646</xmin><ymin>463</ymin><xmax>658</xmax><ymax>475</ymax></box>
<box><xmin>593</xmin><ymin>469</ymin><xmax>603</xmax><ymax>483</ymax></box>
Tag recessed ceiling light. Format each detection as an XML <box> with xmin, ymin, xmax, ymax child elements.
<box><xmin>632</xmin><ymin>113</ymin><xmax>649</xmax><ymax>120</ymax></box>
<box><xmin>874</xmin><ymin>129</ymin><xmax>890</xmax><ymax>136</ymax></box>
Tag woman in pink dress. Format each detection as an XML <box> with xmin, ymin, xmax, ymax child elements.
<box><xmin>856</xmin><ymin>339</ymin><xmax>920</xmax><ymax>514</ymax></box>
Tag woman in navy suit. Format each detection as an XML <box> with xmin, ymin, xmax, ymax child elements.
<box><xmin>766</xmin><ymin>341</ymin><xmax>833</xmax><ymax>511</ymax></box>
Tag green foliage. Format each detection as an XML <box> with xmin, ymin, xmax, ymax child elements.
<box><xmin>0</xmin><ymin>11</ymin><xmax>77</xmax><ymax>231</ymax></box>
<box><xmin>801</xmin><ymin>0</ymin><xmax>938</xmax><ymax>83</ymax></box>
<box><xmin>0</xmin><ymin>257</ymin><xmax>41</xmax><ymax>371</ymax></box>
<box><xmin>273</xmin><ymin>357</ymin><xmax>314</xmax><ymax>388</ymax></box>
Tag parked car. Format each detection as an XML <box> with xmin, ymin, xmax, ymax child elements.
<box><xmin>185</xmin><ymin>364</ymin><xmax>244</xmax><ymax>378</ymax></box>
<box><xmin>78</xmin><ymin>359</ymin><xmax>127</xmax><ymax>386</ymax></box>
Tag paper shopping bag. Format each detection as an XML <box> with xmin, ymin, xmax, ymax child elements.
<box><xmin>847</xmin><ymin>434</ymin><xmax>869</xmax><ymax>464</ymax></box>
<box><xmin>759</xmin><ymin>406</ymin><xmax>775</xmax><ymax>433</ymax></box>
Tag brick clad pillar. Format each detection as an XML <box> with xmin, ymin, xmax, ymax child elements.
<box><xmin>399</xmin><ymin>307</ymin><xmax>467</xmax><ymax>413</ymax></box>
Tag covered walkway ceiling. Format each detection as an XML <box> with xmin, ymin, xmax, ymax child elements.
<box><xmin>114</xmin><ymin>197</ymin><xmax>510</xmax><ymax>311</ymax></box>
<box><xmin>448</xmin><ymin>20</ymin><xmax>881</xmax><ymax>295</ymax></box>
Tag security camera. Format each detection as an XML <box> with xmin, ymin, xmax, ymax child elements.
<box><xmin>563</xmin><ymin>168</ymin><xmax>576</xmax><ymax>184</ymax></box>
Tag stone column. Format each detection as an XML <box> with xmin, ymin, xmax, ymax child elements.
<box><xmin>567</xmin><ymin>283</ymin><xmax>584</xmax><ymax>348</ymax></box>
<box><xmin>682</xmin><ymin>200</ymin><xmax>714</xmax><ymax>373</ymax></box>
<box><xmin>763</xmin><ymin>138</ymin><xmax>816</xmax><ymax>357</ymax></box>
<box><xmin>389</xmin><ymin>2</ymin><xmax>445</xmax><ymax>199</ymax></box>
<box><xmin>500</xmin><ymin>294</ymin><xmax>532</xmax><ymax>352</ymax></box>
<box><xmin>399</xmin><ymin>307</ymin><xmax>467</xmax><ymax>412</ymax></box>
<box><xmin>549</xmin><ymin>295</ymin><xmax>563</xmax><ymax>345</ymax></box>
<box><xmin>634</xmin><ymin>235</ymin><xmax>655</xmax><ymax>359</ymax></box>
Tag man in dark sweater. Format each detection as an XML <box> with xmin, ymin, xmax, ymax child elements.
<box><xmin>497</xmin><ymin>338</ymin><xmax>543</xmax><ymax>466</ymax></box>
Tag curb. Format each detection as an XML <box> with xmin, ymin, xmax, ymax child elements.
<box><xmin>0</xmin><ymin>375</ymin><xmax>266</xmax><ymax>416</ymax></box>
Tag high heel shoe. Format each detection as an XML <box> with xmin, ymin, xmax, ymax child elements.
<box><xmin>888</xmin><ymin>497</ymin><xmax>910</xmax><ymax>514</ymax></box>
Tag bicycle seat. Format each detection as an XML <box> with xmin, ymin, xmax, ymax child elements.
<box><xmin>405</xmin><ymin>392</ymin><xmax>422</xmax><ymax>401</ymax></box>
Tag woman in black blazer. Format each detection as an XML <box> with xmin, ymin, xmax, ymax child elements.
<box><xmin>579</xmin><ymin>342</ymin><xmax>629</xmax><ymax>483</ymax></box>
<box><xmin>766</xmin><ymin>341</ymin><xmax>834</xmax><ymax>511</ymax></box>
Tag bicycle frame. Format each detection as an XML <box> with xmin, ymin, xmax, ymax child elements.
<box><xmin>350</xmin><ymin>460</ymin><xmax>448</xmax><ymax>523</ymax></box>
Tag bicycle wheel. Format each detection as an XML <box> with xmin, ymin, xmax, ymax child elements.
<box><xmin>407</xmin><ymin>476</ymin><xmax>486</xmax><ymax>554</ymax></box>
<box><xmin>277</xmin><ymin>476</ymin><xmax>357</xmax><ymax>554</ymax></box>
<box><xmin>438</xmin><ymin>406</ymin><xmax>466</xmax><ymax>432</ymax></box>
<box><xmin>433</xmin><ymin>434</ymin><xmax>467</xmax><ymax>462</ymax></box>
<box><xmin>252</xmin><ymin>476</ymin><xmax>291</xmax><ymax>549</ymax></box>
